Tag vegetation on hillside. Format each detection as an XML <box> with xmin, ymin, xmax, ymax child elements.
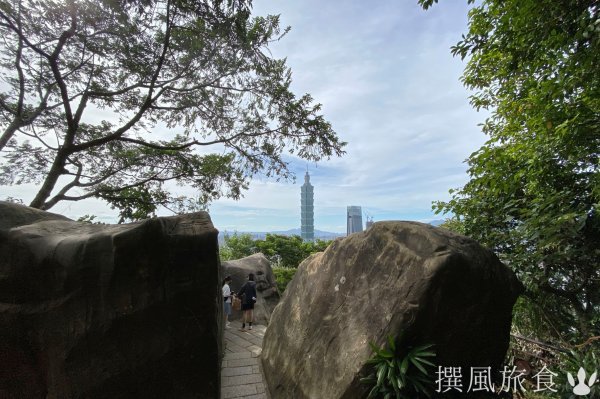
<box><xmin>423</xmin><ymin>0</ymin><xmax>600</xmax><ymax>396</ymax></box>
<box><xmin>424</xmin><ymin>0</ymin><xmax>599</xmax><ymax>346</ymax></box>
<box><xmin>220</xmin><ymin>233</ymin><xmax>332</xmax><ymax>292</ymax></box>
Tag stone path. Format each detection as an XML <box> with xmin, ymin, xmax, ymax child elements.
<box><xmin>221</xmin><ymin>324</ymin><xmax>270</xmax><ymax>399</ymax></box>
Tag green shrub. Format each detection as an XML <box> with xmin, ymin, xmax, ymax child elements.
<box><xmin>556</xmin><ymin>344</ymin><xmax>600</xmax><ymax>399</ymax></box>
<box><xmin>361</xmin><ymin>335</ymin><xmax>436</xmax><ymax>399</ymax></box>
<box><xmin>272</xmin><ymin>266</ymin><xmax>297</xmax><ymax>293</ymax></box>
<box><xmin>219</xmin><ymin>233</ymin><xmax>256</xmax><ymax>261</ymax></box>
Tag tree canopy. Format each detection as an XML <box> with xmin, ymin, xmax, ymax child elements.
<box><xmin>220</xmin><ymin>232</ymin><xmax>331</xmax><ymax>268</ymax></box>
<box><xmin>428</xmin><ymin>0</ymin><xmax>599</xmax><ymax>342</ymax></box>
<box><xmin>0</xmin><ymin>0</ymin><xmax>344</xmax><ymax>221</ymax></box>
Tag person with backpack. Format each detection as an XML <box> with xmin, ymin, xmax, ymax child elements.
<box><xmin>237</xmin><ymin>273</ymin><xmax>257</xmax><ymax>331</ymax></box>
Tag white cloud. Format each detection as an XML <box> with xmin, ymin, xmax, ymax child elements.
<box><xmin>2</xmin><ymin>1</ymin><xmax>485</xmax><ymax>233</ymax></box>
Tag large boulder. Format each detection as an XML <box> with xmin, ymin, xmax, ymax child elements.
<box><xmin>261</xmin><ymin>221</ymin><xmax>523</xmax><ymax>399</ymax></box>
<box><xmin>221</xmin><ymin>253</ymin><xmax>279</xmax><ymax>325</ymax></box>
<box><xmin>0</xmin><ymin>201</ymin><xmax>222</xmax><ymax>399</ymax></box>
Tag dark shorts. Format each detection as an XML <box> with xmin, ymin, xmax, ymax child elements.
<box><xmin>241</xmin><ymin>302</ymin><xmax>254</xmax><ymax>311</ymax></box>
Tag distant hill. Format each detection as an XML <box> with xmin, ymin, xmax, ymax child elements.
<box><xmin>219</xmin><ymin>220</ymin><xmax>445</xmax><ymax>245</ymax></box>
<box><xmin>271</xmin><ymin>228</ymin><xmax>344</xmax><ymax>240</ymax></box>
<box><xmin>428</xmin><ymin>219</ymin><xmax>445</xmax><ymax>226</ymax></box>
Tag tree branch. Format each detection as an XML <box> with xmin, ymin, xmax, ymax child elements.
<box><xmin>0</xmin><ymin>97</ymin><xmax>15</xmax><ymax>115</ymax></box>
<box><xmin>47</xmin><ymin>9</ymin><xmax>78</xmax><ymax>128</ymax></box>
<box><xmin>14</xmin><ymin>4</ymin><xmax>25</xmax><ymax>117</ymax></box>
<box><xmin>111</xmin><ymin>125</ymin><xmax>284</xmax><ymax>152</ymax></box>
<box><xmin>19</xmin><ymin>125</ymin><xmax>58</xmax><ymax>151</ymax></box>
<box><xmin>52</xmin><ymin>171</ymin><xmax>187</xmax><ymax>206</ymax></box>
<box><xmin>0</xmin><ymin>10</ymin><xmax>51</xmax><ymax>59</ymax></box>
<box><xmin>42</xmin><ymin>160</ymin><xmax>84</xmax><ymax>209</ymax></box>
<box><xmin>70</xmin><ymin>0</ymin><xmax>174</xmax><ymax>153</ymax></box>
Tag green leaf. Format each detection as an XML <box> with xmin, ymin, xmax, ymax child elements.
<box><xmin>400</xmin><ymin>357</ymin><xmax>409</xmax><ymax>375</ymax></box>
<box><xmin>367</xmin><ymin>385</ymin><xmax>379</xmax><ymax>399</ymax></box>
<box><xmin>397</xmin><ymin>377</ymin><xmax>404</xmax><ymax>390</ymax></box>
<box><xmin>413</xmin><ymin>356</ymin><xmax>436</xmax><ymax>367</ymax></box>
<box><xmin>412</xmin><ymin>378</ymin><xmax>427</xmax><ymax>393</ymax></box>
<box><xmin>360</xmin><ymin>376</ymin><xmax>376</xmax><ymax>384</ymax></box>
<box><xmin>426</xmin><ymin>0</ymin><xmax>600</xmax><ymax>343</ymax></box>
<box><xmin>387</xmin><ymin>335</ymin><xmax>396</xmax><ymax>352</ymax></box>
<box><xmin>411</xmin><ymin>344</ymin><xmax>434</xmax><ymax>353</ymax></box>
<box><xmin>377</xmin><ymin>363</ymin><xmax>388</xmax><ymax>387</ymax></box>
<box><xmin>409</xmin><ymin>356</ymin><xmax>428</xmax><ymax>375</ymax></box>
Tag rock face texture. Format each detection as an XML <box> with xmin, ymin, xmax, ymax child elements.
<box><xmin>0</xmin><ymin>201</ymin><xmax>222</xmax><ymax>399</ymax></box>
<box><xmin>261</xmin><ymin>221</ymin><xmax>523</xmax><ymax>399</ymax></box>
<box><xmin>221</xmin><ymin>253</ymin><xmax>279</xmax><ymax>325</ymax></box>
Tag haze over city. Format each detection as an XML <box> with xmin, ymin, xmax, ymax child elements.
<box><xmin>1</xmin><ymin>1</ymin><xmax>485</xmax><ymax>233</ymax></box>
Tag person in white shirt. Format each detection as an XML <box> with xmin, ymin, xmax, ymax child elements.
<box><xmin>222</xmin><ymin>276</ymin><xmax>233</xmax><ymax>328</ymax></box>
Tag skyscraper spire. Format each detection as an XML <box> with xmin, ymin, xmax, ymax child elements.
<box><xmin>301</xmin><ymin>171</ymin><xmax>314</xmax><ymax>241</ymax></box>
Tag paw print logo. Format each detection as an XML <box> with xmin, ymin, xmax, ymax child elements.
<box><xmin>567</xmin><ymin>367</ymin><xmax>597</xmax><ymax>396</ymax></box>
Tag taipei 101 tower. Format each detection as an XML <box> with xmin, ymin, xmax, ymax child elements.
<box><xmin>300</xmin><ymin>171</ymin><xmax>314</xmax><ymax>241</ymax></box>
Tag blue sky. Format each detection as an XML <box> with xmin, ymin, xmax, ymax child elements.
<box><xmin>211</xmin><ymin>0</ymin><xmax>487</xmax><ymax>233</ymax></box>
<box><xmin>1</xmin><ymin>0</ymin><xmax>487</xmax><ymax>233</ymax></box>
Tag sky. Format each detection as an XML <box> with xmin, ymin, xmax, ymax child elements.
<box><xmin>1</xmin><ymin>0</ymin><xmax>487</xmax><ymax>234</ymax></box>
<box><xmin>213</xmin><ymin>0</ymin><xmax>487</xmax><ymax>233</ymax></box>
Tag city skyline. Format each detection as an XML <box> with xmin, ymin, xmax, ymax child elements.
<box><xmin>209</xmin><ymin>1</ymin><xmax>483</xmax><ymax>233</ymax></box>
<box><xmin>0</xmin><ymin>1</ymin><xmax>485</xmax><ymax>233</ymax></box>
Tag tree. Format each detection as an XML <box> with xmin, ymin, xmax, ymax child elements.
<box><xmin>425</xmin><ymin>0</ymin><xmax>600</xmax><ymax>342</ymax></box>
<box><xmin>438</xmin><ymin>217</ymin><xmax>466</xmax><ymax>235</ymax></box>
<box><xmin>219</xmin><ymin>232</ymin><xmax>256</xmax><ymax>261</ymax></box>
<box><xmin>219</xmin><ymin>232</ymin><xmax>331</xmax><ymax>268</ymax></box>
<box><xmin>0</xmin><ymin>0</ymin><xmax>344</xmax><ymax>221</ymax></box>
<box><xmin>272</xmin><ymin>265</ymin><xmax>296</xmax><ymax>293</ymax></box>
<box><xmin>255</xmin><ymin>234</ymin><xmax>309</xmax><ymax>268</ymax></box>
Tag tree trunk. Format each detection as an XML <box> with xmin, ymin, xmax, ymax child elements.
<box><xmin>29</xmin><ymin>149</ymin><xmax>69</xmax><ymax>209</ymax></box>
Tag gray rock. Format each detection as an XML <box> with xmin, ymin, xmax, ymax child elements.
<box><xmin>261</xmin><ymin>221</ymin><xmax>523</xmax><ymax>399</ymax></box>
<box><xmin>221</xmin><ymin>253</ymin><xmax>279</xmax><ymax>325</ymax></box>
<box><xmin>0</xmin><ymin>200</ymin><xmax>69</xmax><ymax>230</ymax></box>
<box><xmin>0</xmin><ymin>201</ymin><xmax>222</xmax><ymax>398</ymax></box>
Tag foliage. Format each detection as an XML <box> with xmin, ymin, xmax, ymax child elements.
<box><xmin>255</xmin><ymin>234</ymin><xmax>330</xmax><ymax>268</ymax></box>
<box><xmin>506</xmin><ymin>329</ymin><xmax>600</xmax><ymax>398</ymax></box>
<box><xmin>0</xmin><ymin>0</ymin><xmax>344</xmax><ymax>222</ymax></box>
<box><xmin>261</xmin><ymin>234</ymin><xmax>331</xmax><ymax>268</ymax></box>
<box><xmin>360</xmin><ymin>335</ymin><xmax>436</xmax><ymax>399</ymax></box>
<box><xmin>219</xmin><ymin>232</ymin><xmax>327</xmax><ymax>292</ymax></box>
<box><xmin>417</xmin><ymin>0</ymin><xmax>475</xmax><ymax>10</ymax></box>
<box><xmin>556</xmin><ymin>343</ymin><xmax>600</xmax><ymax>399</ymax></box>
<box><xmin>219</xmin><ymin>233</ymin><xmax>256</xmax><ymax>261</ymax></box>
<box><xmin>76</xmin><ymin>214</ymin><xmax>104</xmax><ymax>224</ymax></box>
<box><xmin>272</xmin><ymin>265</ymin><xmax>297</xmax><ymax>293</ymax></box>
<box><xmin>437</xmin><ymin>217</ymin><xmax>466</xmax><ymax>235</ymax></box>
<box><xmin>2</xmin><ymin>196</ymin><xmax>22</xmax><ymax>204</ymax></box>
<box><xmin>427</xmin><ymin>0</ymin><xmax>600</xmax><ymax>342</ymax></box>
<box><xmin>254</xmin><ymin>234</ymin><xmax>307</xmax><ymax>268</ymax></box>
<box><xmin>310</xmin><ymin>237</ymin><xmax>331</xmax><ymax>253</ymax></box>
<box><xmin>219</xmin><ymin>232</ymin><xmax>331</xmax><ymax>268</ymax></box>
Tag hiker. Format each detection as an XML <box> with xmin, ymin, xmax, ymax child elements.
<box><xmin>237</xmin><ymin>273</ymin><xmax>257</xmax><ymax>331</ymax></box>
<box><xmin>222</xmin><ymin>276</ymin><xmax>233</xmax><ymax>328</ymax></box>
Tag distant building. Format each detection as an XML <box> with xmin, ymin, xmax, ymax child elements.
<box><xmin>365</xmin><ymin>216</ymin><xmax>374</xmax><ymax>230</ymax></box>
<box><xmin>346</xmin><ymin>206</ymin><xmax>363</xmax><ymax>235</ymax></box>
<box><xmin>300</xmin><ymin>171</ymin><xmax>314</xmax><ymax>241</ymax></box>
